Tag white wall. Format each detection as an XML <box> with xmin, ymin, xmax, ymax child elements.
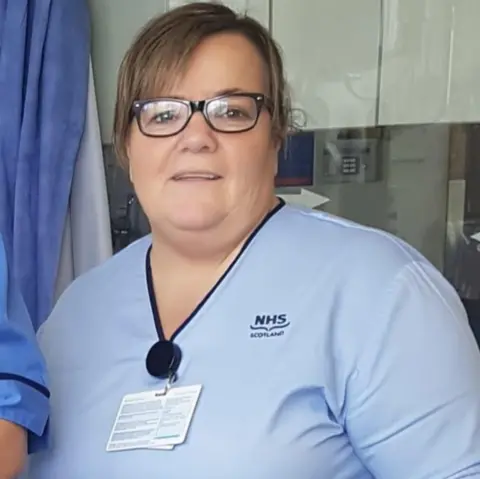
<box><xmin>88</xmin><ymin>0</ymin><xmax>168</xmax><ymax>142</ymax></box>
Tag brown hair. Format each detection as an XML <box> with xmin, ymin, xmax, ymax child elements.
<box><xmin>112</xmin><ymin>1</ymin><xmax>294</xmax><ymax>168</ymax></box>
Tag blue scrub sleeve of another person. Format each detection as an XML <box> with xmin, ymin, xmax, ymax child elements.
<box><xmin>0</xmin><ymin>234</ymin><xmax>50</xmax><ymax>454</ymax></box>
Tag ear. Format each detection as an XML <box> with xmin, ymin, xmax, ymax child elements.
<box><xmin>270</xmin><ymin>140</ymin><xmax>280</xmax><ymax>177</ymax></box>
<box><xmin>124</xmin><ymin>131</ymin><xmax>134</xmax><ymax>183</ymax></box>
<box><xmin>128</xmin><ymin>162</ymin><xmax>133</xmax><ymax>184</ymax></box>
<box><xmin>273</xmin><ymin>130</ymin><xmax>287</xmax><ymax>176</ymax></box>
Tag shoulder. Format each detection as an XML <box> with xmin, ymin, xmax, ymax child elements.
<box><xmin>270</xmin><ymin>205</ymin><xmax>468</xmax><ymax>354</ymax></box>
<box><xmin>38</xmin><ymin>235</ymin><xmax>151</xmax><ymax>336</ymax></box>
<box><xmin>270</xmin><ymin>203</ymin><xmax>430</xmax><ymax>285</ymax></box>
<box><xmin>55</xmin><ymin>234</ymin><xmax>149</xmax><ymax>298</ymax></box>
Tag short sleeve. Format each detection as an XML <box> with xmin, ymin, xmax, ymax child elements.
<box><xmin>0</xmin><ymin>236</ymin><xmax>50</xmax><ymax>453</ymax></box>
<box><xmin>346</xmin><ymin>260</ymin><xmax>480</xmax><ymax>478</ymax></box>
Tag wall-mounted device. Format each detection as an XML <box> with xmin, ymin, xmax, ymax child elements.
<box><xmin>320</xmin><ymin>136</ymin><xmax>381</xmax><ymax>184</ymax></box>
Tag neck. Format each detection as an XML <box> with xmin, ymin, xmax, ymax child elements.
<box><xmin>150</xmin><ymin>195</ymin><xmax>279</xmax><ymax>272</ymax></box>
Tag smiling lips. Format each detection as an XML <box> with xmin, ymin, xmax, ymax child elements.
<box><xmin>171</xmin><ymin>171</ymin><xmax>222</xmax><ymax>181</ymax></box>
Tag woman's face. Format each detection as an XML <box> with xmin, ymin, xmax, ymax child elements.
<box><xmin>127</xmin><ymin>32</ymin><xmax>279</xmax><ymax>236</ymax></box>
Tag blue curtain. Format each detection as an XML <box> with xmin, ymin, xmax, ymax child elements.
<box><xmin>0</xmin><ymin>0</ymin><xmax>90</xmax><ymax>329</ymax></box>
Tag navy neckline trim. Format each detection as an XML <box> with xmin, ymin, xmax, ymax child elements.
<box><xmin>145</xmin><ymin>198</ymin><xmax>286</xmax><ymax>341</ymax></box>
<box><xmin>0</xmin><ymin>373</ymin><xmax>50</xmax><ymax>398</ymax></box>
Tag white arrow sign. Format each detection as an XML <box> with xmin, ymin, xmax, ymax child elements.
<box><xmin>471</xmin><ymin>232</ymin><xmax>480</xmax><ymax>243</ymax></box>
<box><xmin>278</xmin><ymin>188</ymin><xmax>330</xmax><ymax>209</ymax></box>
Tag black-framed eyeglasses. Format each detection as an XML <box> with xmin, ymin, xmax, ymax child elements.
<box><xmin>132</xmin><ymin>92</ymin><xmax>272</xmax><ymax>138</ymax></box>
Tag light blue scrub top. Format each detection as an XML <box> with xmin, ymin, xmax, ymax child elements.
<box><xmin>29</xmin><ymin>202</ymin><xmax>480</xmax><ymax>478</ymax></box>
<box><xmin>0</xmin><ymin>235</ymin><xmax>49</xmax><ymax>452</ymax></box>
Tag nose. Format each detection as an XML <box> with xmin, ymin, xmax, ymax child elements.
<box><xmin>179</xmin><ymin>111</ymin><xmax>217</xmax><ymax>153</ymax></box>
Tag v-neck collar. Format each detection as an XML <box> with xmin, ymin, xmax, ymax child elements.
<box><xmin>145</xmin><ymin>199</ymin><xmax>286</xmax><ymax>341</ymax></box>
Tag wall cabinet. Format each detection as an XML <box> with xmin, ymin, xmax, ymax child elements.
<box><xmin>90</xmin><ymin>0</ymin><xmax>480</xmax><ymax>141</ymax></box>
<box><xmin>378</xmin><ymin>0</ymin><xmax>453</xmax><ymax>125</ymax></box>
<box><xmin>379</xmin><ymin>0</ymin><xmax>480</xmax><ymax>125</ymax></box>
<box><xmin>445</xmin><ymin>1</ymin><xmax>480</xmax><ymax>124</ymax></box>
<box><xmin>271</xmin><ymin>0</ymin><xmax>381</xmax><ymax>130</ymax></box>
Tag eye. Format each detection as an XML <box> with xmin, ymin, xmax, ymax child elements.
<box><xmin>210</xmin><ymin>102</ymin><xmax>253</xmax><ymax>120</ymax></box>
<box><xmin>224</xmin><ymin>108</ymin><xmax>247</xmax><ymax>118</ymax></box>
<box><xmin>152</xmin><ymin>110</ymin><xmax>178</xmax><ymax>123</ymax></box>
<box><xmin>141</xmin><ymin>100</ymin><xmax>186</xmax><ymax>125</ymax></box>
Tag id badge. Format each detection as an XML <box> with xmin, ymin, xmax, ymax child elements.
<box><xmin>106</xmin><ymin>384</ymin><xmax>202</xmax><ymax>452</ymax></box>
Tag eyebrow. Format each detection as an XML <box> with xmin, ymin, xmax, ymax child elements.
<box><xmin>213</xmin><ymin>87</ymin><xmax>244</xmax><ymax>96</ymax></box>
<box><xmin>170</xmin><ymin>88</ymin><xmax>246</xmax><ymax>100</ymax></box>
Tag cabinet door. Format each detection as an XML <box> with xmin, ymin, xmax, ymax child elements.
<box><xmin>167</xmin><ymin>0</ymin><xmax>269</xmax><ymax>28</ymax></box>
<box><xmin>88</xmin><ymin>0</ymin><xmax>168</xmax><ymax>142</ymax></box>
<box><xmin>443</xmin><ymin>0</ymin><xmax>480</xmax><ymax>123</ymax></box>
<box><xmin>379</xmin><ymin>0</ymin><xmax>480</xmax><ymax>125</ymax></box>
<box><xmin>378</xmin><ymin>0</ymin><xmax>480</xmax><ymax>125</ymax></box>
<box><xmin>272</xmin><ymin>0</ymin><xmax>381</xmax><ymax>130</ymax></box>
<box><xmin>378</xmin><ymin>0</ymin><xmax>452</xmax><ymax>125</ymax></box>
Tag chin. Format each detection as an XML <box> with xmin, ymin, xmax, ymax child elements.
<box><xmin>167</xmin><ymin>210</ymin><xmax>224</xmax><ymax>232</ymax></box>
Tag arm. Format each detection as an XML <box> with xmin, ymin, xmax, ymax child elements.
<box><xmin>0</xmin><ymin>420</ymin><xmax>26</xmax><ymax>479</ymax></box>
<box><xmin>0</xmin><ymin>237</ymin><xmax>50</xmax><ymax>478</ymax></box>
<box><xmin>346</xmin><ymin>260</ymin><xmax>480</xmax><ymax>478</ymax></box>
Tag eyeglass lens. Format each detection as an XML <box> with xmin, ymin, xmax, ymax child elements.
<box><xmin>138</xmin><ymin>95</ymin><xmax>261</xmax><ymax>136</ymax></box>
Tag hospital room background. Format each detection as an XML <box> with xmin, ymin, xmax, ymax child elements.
<box><xmin>1</xmin><ymin>0</ymin><xmax>480</xmax><ymax>340</ymax></box>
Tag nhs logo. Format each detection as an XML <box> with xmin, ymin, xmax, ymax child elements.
<box><xmin>249</xmin><ymin>314</ymin><xmax>290</xmax><ymax>339</ymax></box>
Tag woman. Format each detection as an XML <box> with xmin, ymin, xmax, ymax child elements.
<box><xmin>0</xmin><ymin>234</ymin><xmax>49</xmax><ymax>479</ymax></box>
<box><xmin>30</xmin><ymin>3</ymin><xmax>480</xmax><ymax>478</ymax></box>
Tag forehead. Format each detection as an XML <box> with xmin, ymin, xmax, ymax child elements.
<box><xmin>164</xmin><ymin>33</ymin><xmax>268</xmax><ymax>100</ymax></box>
